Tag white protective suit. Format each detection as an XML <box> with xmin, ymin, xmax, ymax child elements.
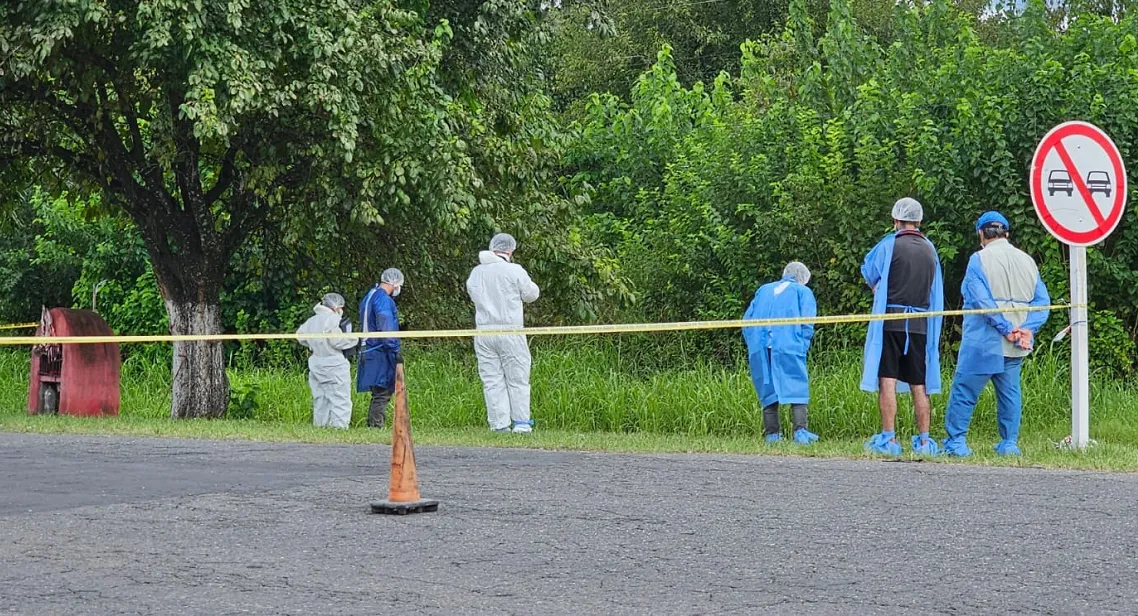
<box><xmin>466</xmin><ymin>250</ymin><xmax>540</xmax><ymax>430</ymax></box>
<box><xmin>297</xmin><ymin>304</ymin><xmax>359</xmax><ymax>428</ymax></box>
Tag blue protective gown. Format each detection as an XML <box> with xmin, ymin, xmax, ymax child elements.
<box><xmin>742</xmin><ymin>276</ymin><xmax>817</xmax><ymax>407</ymax></box>
<box><xmin>356</xmin><ymin>286</ymin><xmax>401</xmax><ymax>393</ymax></box>
<box><xmin>859</xmin><ymin>232</ymin><xmax>945</xmax><ymax>394</ymax></box>
<box><xmin>955</xmin><ymin>251</ymin><xmax>1050</xmax><ymax>376</ymax></box>
<box><xmin>944</xmin><ymin>248</ymin><xmax>1050</xmax><ymax>447</ymax></box>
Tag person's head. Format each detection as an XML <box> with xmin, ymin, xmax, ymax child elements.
<box><xmin>321</xmin><ymin>293</ymin><xmax>346</xmax><ymax>315</ymax></box>
<box><xmin>891</xmin><ymin>197</ymin><xmax>924</xmax><ymax>231</ymax></box>
<box><xmin>782</xmin><ymin>261</ymin><xmax>811</xmax><ymax>286</ymax></box>
<box><xmin>380</xmin><ymin>267</ymin><xmax>405</xmax><ymax>297</ymax></box>
<box><xmin>489</xmin><ymin>233</ymin><xmax>517</xmax><ymax>260</ymax></box>
<box><xmin>975</xmin><ymin>211</ymin><xmax>1010</xmax><ymax>247</ymax></box>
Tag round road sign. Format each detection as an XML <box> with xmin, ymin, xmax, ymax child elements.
<box><xmin>1030</xmin><ymin>121</ymin><xmax>1127</xmax><ymax>247</ymax></box>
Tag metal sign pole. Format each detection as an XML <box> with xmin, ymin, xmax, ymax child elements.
<box><xmin>1069</xmin><ymin>245</ymin><xmax>1090</xmax><ymax>449</ymax></box>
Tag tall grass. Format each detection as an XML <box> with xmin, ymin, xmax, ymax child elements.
<box><xmin>2</xmin><ymin>338</ymin><xmax>1136</xmax><ymax>447</ymax></box>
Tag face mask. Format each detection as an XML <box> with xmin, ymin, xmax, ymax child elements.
<box><xmin>392</xmin><ymin>287</ymin><xmax>401</xmax><ymax>297</ymax></box>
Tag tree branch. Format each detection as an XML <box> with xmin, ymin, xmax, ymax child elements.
<box><xmin>220</xmin><ymin>160</ymin><xmax>311</xmax><ymax>257</ymax></box>
<box><xmin>166</xmin><ymin>87</ymin><xmax>223</xmax><ymax>261</ymax></box>
<box><xmin>203</xmin><ymin>145</ymin><xmax>239</xmax><ymax>205</ymax></box>
<box><xmin>86</xmin><ymin>81</ymin><xmax>190</xmax><ymax>247</ymax></box>
<box><xmin>0</xmin><ymin>136</ymin><xmax>99</xmax><ymax>180</ymax></box>
<box><xmin>109</xmin><ymin>79</ymin><xmax>147</xmax><ymax>165</ymax></box>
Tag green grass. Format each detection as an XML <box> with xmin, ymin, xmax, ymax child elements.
<box><xmin>2</xmin><ymin>340</ymin><xmax>1137</xmax><ymax>472</ymax></box>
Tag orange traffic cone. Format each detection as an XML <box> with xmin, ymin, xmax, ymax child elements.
<box><xmin>371</xmin><ymin>363</ymin><xmax>438</xmax><ymax>515</ymax></box>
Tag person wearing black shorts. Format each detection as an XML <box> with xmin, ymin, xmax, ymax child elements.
<box><xmin>861</xmin><ymin>197</ymin><xmax>941</xmax><ymax>456</ymax></box>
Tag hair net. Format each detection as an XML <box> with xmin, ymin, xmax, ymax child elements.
<box><xmin>782</xmin><ymin>261</ymin><xmax>811</xmax><ymax>286</ymax></box>
<box><xmin>321</xmin><ymin>293</ymin><xmax>346</xmax><ymax>309</ymax></box>
<box><xmin>380</xmin><ymin>267</ymin><xmax>404</xmax><ymax>287</ymax></box>
<box><xmin>891</xmin><ymin>197</ymin><xmax>924</xmax><ymax>223</ymax></box>
<box><xmin>975</xmin><ymin>210</ymin><xmax>1010</xmax><ymax>232</ymax></box>
<box><xmin>489</xmin><ymin>233</ymin><xmax>517</xmax><ymax>253</ymax></box>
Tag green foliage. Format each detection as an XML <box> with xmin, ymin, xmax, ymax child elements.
<box><xmin>546</xmin><ymin>0</ymin><xmax>997</xmax><ymax>111</ymax></box>
<box><xmin>5</xmin><ymin>0</ymin><xmax>1138</xmax><ymax>380</ymax></box>
<box><xmin>0</xmin><ymin>0</ymin><xmax>625</xmax><ymax>419</ymax></box>
<box><xmin>548</xmin><ymin>0</ymin><xmax>787</xmax><ymax>107</ymax></box>
<box><xmin>1087</xmin><ymin>309</ymin><xmax>1136</xmax><ymax>378</ymax></box>
<box><xmin>0</xmin><ymin>191</ymin><xmax>81</xmax><ymax>323</ymax></box>
<box><xmin>0</xmin><ymin>189</ymin><xmax>163</xmax><ymax>333</ymax></box>
<box><xmin>567</xmin><ymin>0</ymin><xmax>1138</xmax><ymax>372</ymax></box>
<box><xmin>5</xmin><ymin>344</ymin><xmax>1138</xmax><ymax>453</ymax></box>
<box><xmin>0</xmin><ymin>0</ymin><xmax>617</xmax><ymax>326</ymax></box>
<box><xmin>226</xmin><ymin>382</ymin><xmax>261</xmax><ymax>420</ymax></box>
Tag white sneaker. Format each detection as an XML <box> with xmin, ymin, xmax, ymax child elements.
<box><xmin>511</xmin><ymin>421</ymin><xmax>533</xmax><ymax>434</ymax></box>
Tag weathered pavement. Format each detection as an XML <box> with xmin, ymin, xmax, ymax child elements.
<box><xmin>1</xmin><ymin>433</ymin><xmax>1136</xmax><ymax>615</ymax></box>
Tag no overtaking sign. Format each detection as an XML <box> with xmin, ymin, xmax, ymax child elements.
<box><xmin>1030</xmin><ymin>120</ymin><xmax>1128</xmax><ymax>449</ymax></box>
<box><xmin>1030</xmin><ymin>121</ymin><xmax>1127</xmax><ymax>247</ymax></box>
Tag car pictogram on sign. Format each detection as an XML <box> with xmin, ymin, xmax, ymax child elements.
<box><xmin>1086</xmin><ymin>171</ymin><xmax>1112</xmax><ymax>198</ymax></box>
<box><xmin>1030</xmin><ymin>120</ymin><xmax>1127</xmax><ymax>247</ymax></box>
<box><xmin>1047</xmin><ymin>169</ymin><xmax>1074</xmax><ymax>196</ymax></box>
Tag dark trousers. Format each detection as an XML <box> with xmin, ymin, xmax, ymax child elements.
<box><xmin>763</xmin><ymin>403</ymin><xmax>808</xmax><ymax>436</ymax></box>
<box><xmin>368</xmin><ymin>386</ymin><xmax>393</xmax><ymax>428</ymax></box>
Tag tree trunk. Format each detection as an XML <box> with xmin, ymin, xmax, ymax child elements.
<box><xmin>167</xmin><ymin>299</ymin><xmax>229</xmax><ymax>419</ymax></box>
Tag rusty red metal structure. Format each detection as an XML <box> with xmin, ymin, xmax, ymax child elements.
<box><xmin>28</xmin><ymin>308</ymin><xmax>121</xmax><ymax>417</ymax></box>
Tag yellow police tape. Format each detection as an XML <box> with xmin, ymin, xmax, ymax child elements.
<box><xmin>0</xmin><ymin>323</ymin><xmax>36</xmax><ymax>331</ymax></box>
<box><xmin>0</xmin><ymin>304</ymin><xmax>1071</xmax><ymax>346</ymax></box>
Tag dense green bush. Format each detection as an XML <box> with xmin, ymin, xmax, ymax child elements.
<box><xmin>567</xmin><ymin>0</ymin><xmax>1138</xmax><ymax>374</ymax></box>
<box><xmin>0</xmin><ymin>190</ymin><xmax>89</xmax><ymax>324</ymax></box>
<box><xmin>0</xmin><ymin>190</ymin><xmax>161</xmax><ymax>332</ymax></box>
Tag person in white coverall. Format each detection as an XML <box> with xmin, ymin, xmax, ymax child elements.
<box><xmin>297</xmin><ymin>293</ymin><xmax>359</xmax><ymax>428</ymax></box>
<box><xmin>466</xmin><ymin>233</ymin><xmax>540</xmax><ymax>433</ymax></box>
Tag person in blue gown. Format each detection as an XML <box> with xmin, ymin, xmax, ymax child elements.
<box><xmin>357</xmin><ymin>268</ymin><xmax>404</xmax><ymax>428</ymax></box>
<box><xmin>742</xmin><ymin>262</ymin><xmax>819</xmax><ymax>445</ymax></box>
<box><xmin>861</xmin><ymin>198</ymin><xmax>945</xmax><ymax>456</ymax></box>
<box><xmin>942</xmin><ymin>211</ymin><xmax>1050</xmax><ymax>457</ymax></box>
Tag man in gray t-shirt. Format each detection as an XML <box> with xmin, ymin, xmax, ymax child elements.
<box><xmin>861</xmin><ymin>198</ymin><xmax>944</xmax><ymax>457</ymax></box>
<box><xmin>880</xmin><ymin>228</ymin><xmax>938</xmax><ymax>388</ymax></box>
<box><xmin>884</xmin><ymin>233</ymin><xmax>937</xmax><ymax>335</ymax></box>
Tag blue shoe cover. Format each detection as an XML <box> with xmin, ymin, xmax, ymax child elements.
<box><xmin>794</xmin><ymin>428</ymin><xmax>819</xmax><ymax>445</ymax></box>
<box><xmin>910</xmin><ymin>435</ymin><xmax>940</xmax><ymax>456</ymax></box>
<box><xmin>865</xmin><ymin>433</ymin><xmax>902</xmax><ymax>456</ymax></box>
<box><xmin>994</xmin><ymin>440</ymin><xmax>1022</xmax><ymax>456</ymax></box>
<box><xmin>942</xmin><ymin>437</ymin><xmax>973</xmax><ymax>457</ymax></box>
<box><xmin>765</xmin><ymin>433</ymin><xmax>782</xmax><ymax>443</ymax></box>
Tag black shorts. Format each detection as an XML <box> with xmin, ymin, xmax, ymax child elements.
<box><xmin>878</xmin><ymin>331</ymin><xmax>927</xmax><ymax>386</ymax></box>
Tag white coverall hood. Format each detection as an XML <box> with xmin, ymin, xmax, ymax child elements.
<box><xmin>297</xmin><ymin>304</ymin><xmax>358</xmax><ymax>428</ymax></box>
<box><xmin>466</xmin><ymin>250</ymin><xmax>540</xmax><ymax>431</ymax></box>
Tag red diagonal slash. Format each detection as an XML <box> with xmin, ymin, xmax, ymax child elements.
<box><xmin>1053</xmin><ymin>140</ymin><xmax>1109</xmax><ymax>228</ymax></box>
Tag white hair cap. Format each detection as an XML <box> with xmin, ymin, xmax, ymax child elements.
<box><xmin>891</xmin><ymin>197</ymin><xmax>924</xmax><ymax>223</ymax></box>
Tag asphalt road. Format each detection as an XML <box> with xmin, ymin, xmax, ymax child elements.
<box><xmin>1</xmin><ymin>432</ymin><xmax>1136</xmax><ymax>615</ymax></box>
